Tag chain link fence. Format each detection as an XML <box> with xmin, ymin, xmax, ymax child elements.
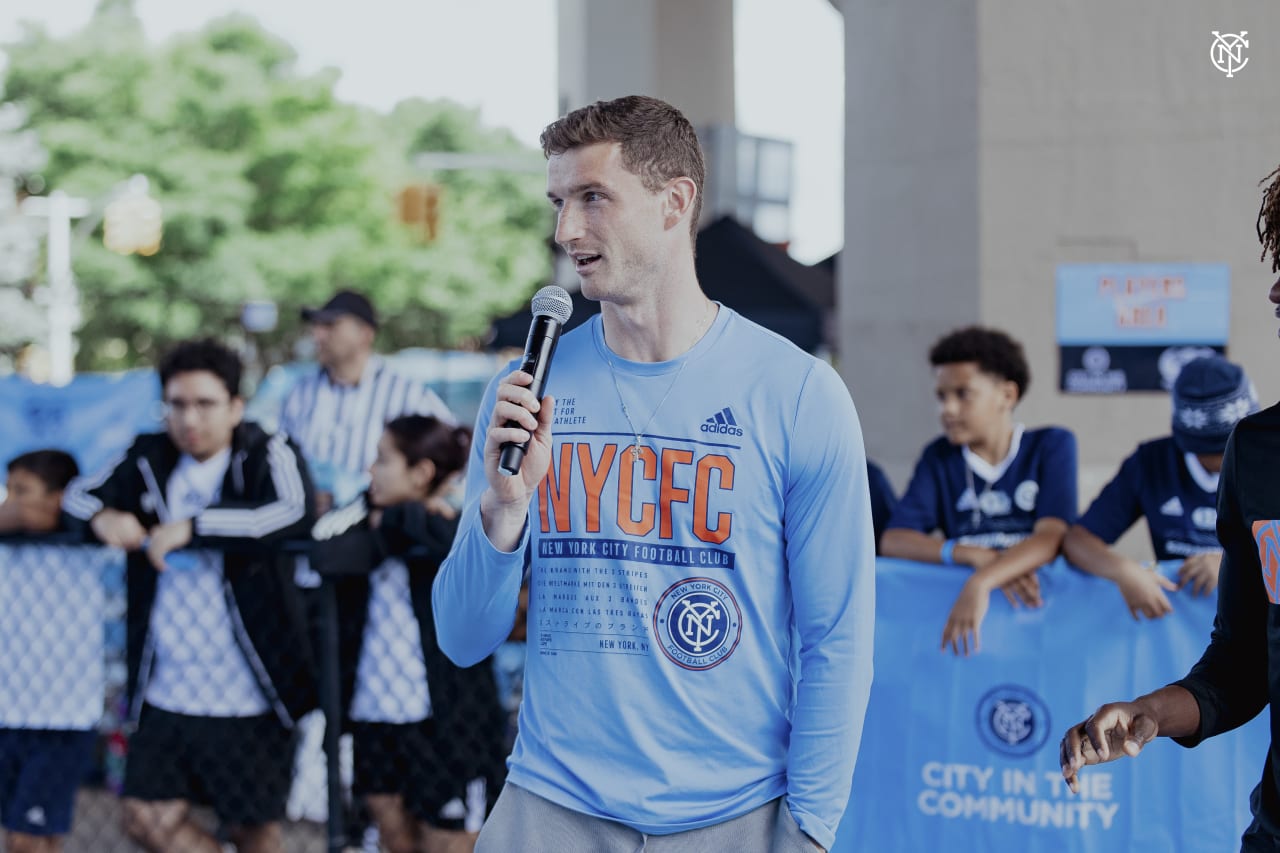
<box><xmin>0</xmin><ymin>538</ymin><xmax>522</xmax><ymax>852</ymax></box>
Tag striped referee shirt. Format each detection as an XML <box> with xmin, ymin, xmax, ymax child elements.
<box><xmin>279</xmin><ymin>354</ymin><xmax>454</xmax><ymax>474</ymax></box>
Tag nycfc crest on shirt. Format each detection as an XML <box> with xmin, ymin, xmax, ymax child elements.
<box><xmin>1014</xmin><ymin>480</ymin><xmax>1039</xmax><ymax>512</ymax></box>
<box><xmin>653</xmin><ymin>577</ymin><xmax>743</xmax><ymax>670</ymax></box>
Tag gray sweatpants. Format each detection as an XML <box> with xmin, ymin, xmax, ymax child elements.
<box><xmin>475</xmin><ymin>783</ymin><xmax>820</xmax><ymax>852</ymax></box>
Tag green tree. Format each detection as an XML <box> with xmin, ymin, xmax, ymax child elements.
<box><xmin>0</xmin><ymin>0</ymin><xmax>551</xmax><ymax>372</ymax></box>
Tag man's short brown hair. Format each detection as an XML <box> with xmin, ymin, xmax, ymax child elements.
<box><xmin>540</xmin><ymin>95</ymin><xmax>706</xmax><ymax>241</ymax></box>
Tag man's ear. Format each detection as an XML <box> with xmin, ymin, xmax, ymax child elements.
<box><xmin>662</xmin><ymin>176</ymin><xmax>698</xmax><ymax>231</ymax></box>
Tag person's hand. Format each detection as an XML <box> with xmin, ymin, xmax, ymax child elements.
<box><xmin>999</xmin><ymin>571</ymin><xmax>1042</xmax><ymax>608</ymax></box>
<box><xmin>1060</xmin><ymin>701</ymin><xmax>1159</xmax><ymax>793</ymax></box>
<box><xmin>90</xmin><ymin>509</ymin><xmax>148</xmax><ymax>550</ymax></box>
<box><xmin>1115</xmin><ymin>561</ymin><xmax>1177</xmax><ymax>619</ymax></box>
<box><xmin>483</xmin><ymin>370</ymin><xmax>555</xmax><ymax>507</ymax></box>
<box><xmin>941</xmin><ymin>577</ymin><xmax>990</xmax><ymax>656</ymax></box>
<box><xmin>1177</xmin><ymin>551</ymin><xmax>1222</xmax><ymax>597</ymax></box>
<box><xmin>423</xmin><ymin>496</ymin><xmax>454</xmax><ymax>518</ymax></box>
<box><xmin>314</xmin><ymin>491</ymin><xmax>334</xmax><ymax>516</ymax></box>
<box><xmin>146</xmin><ymin>519</ymin><xmax>193</xmax><ymax>571</ymax></box>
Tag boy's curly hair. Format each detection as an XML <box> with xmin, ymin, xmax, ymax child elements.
<box><xmin>929</xmin><ymin>326</ymin><xmax>1031</xmax><ymax>401</ymax></box>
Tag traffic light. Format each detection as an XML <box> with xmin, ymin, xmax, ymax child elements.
<box><xmin>103</xmin><ymin>190</ymin><xmax>162</xmax><ymax>256</ymax></box>
<box><xmin>397</xmin><ymin>183</ymin><xmax>442</xmax><ymax>241</ymax></box>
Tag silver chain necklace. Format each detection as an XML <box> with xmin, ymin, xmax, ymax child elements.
<box><xmin>963</xmin><ymin>463</ymin><xmax>993</xmax><ymax>527</ymax></box>
<box><xmin>605</xmin><ymin>302</ymin><xmax>712</xmax><ymax>461</ymax></box>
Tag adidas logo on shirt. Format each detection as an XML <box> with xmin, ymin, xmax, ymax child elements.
<box><xmin>701</xmin><ymin>407</ymin><xmax>744</xmax><ymax>436</ymax></box>
<box><xmin>1160</xmin><ymin>497</ymin><xmax>1184</xmax><ymax>516</ymax></box>
<box><xmin>25</xmin><ymin>806</ymin><xmax>46</xmax><ymax>827</ymax></box>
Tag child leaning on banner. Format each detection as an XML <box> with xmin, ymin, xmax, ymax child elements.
<box><xmin>0</xmin><ymin>449</ymin><xmax>99</xmax><ymax>853</ymax></box>
<box><xmin>311</xmin><ymin>415</ymin><xmax>507</xmax><ymax>853</ymax></box>
<box><xmin>880</xmin><ymin>326</ymin><xmax>1079</xmax><ymax>656</ymax></box>
<box><xmin>1064</xmin><ymin>355</ymin><xmax>1259</xmax><ymax>619</ymax></box>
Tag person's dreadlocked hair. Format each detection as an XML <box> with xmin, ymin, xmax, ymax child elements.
<box><xmin>1259</xmin><ymin>164</ymin><xmax>1280</xmax><ymax>273</ymax></box>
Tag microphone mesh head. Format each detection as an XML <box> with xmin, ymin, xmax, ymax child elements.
<box><xmin>531</xmin><ymin>285</ymin><xmax>573</xmax><ymax>324</ymax></box>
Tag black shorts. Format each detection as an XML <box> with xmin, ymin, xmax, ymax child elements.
<box><xmin>123</xmin><ymin>705</ymin><xmax>295</xmax><ymax>828</ymax></box>
<box><xmin>352</xmin><ymin>719</ymin><xmax>495</xmax><ymax>831</ymax></box>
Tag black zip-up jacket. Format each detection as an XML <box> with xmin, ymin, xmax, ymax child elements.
<box><xmin>1171</xmin><ymin>402</ymin><xmax>1280</xmax><ymax>850</ymax></box>
<box><xmin>63</xmin><ymin>422</ymin><xmax>318</xmax><ymax>729</ymax></box>
<box><xmin>312</xmin><ymin>497</ymin><xmax>507</xmax><ymax>784</ymax></box>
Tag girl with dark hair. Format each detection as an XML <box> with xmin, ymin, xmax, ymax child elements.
<box><xmin>316</xmin><ymin>416</ymin><xmax>506</xmax><ymax>853</ymax></box>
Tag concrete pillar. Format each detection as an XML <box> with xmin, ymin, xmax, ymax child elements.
<box><xmin>840</xmin><ymin>0</ymin><xmax>1280</xmax><ymax>504</ymax></box>
<box><xmin>556</xmin><ymin>0</ymin><xmax>734</xmax><ymax>126</ymax></box>
<box><xmin>839</xmin><ymin>0</ymin><xmax>981</xmax><ymax>482</ymax></box>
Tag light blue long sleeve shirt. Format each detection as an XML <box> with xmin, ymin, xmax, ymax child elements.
<box><xmin>434</xmin><ymin>307</ymin><xmax>875</xmax><ymax>849</ymax></box>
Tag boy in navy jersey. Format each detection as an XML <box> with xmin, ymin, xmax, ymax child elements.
<box><xmin>882</xmin><ymin>327</ymin><xmax>1078</xmax><ymax>656</ymax></box>
<box><xmin>1062</xmin><ymin>163</ymin><xmax>1280</xmax><ymax>852</ymax></box>
<box><xmin>1064</xmin><ymin>356</ymin><xmax>1258</xmax><ymax>619</ymax></box>
<box><xmin>0</xmin><ymin>450</ymin><xmax>92</xmax><ymax>853</ymax></box>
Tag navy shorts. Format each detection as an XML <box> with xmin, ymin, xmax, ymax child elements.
<box><xmin>0</xmin><ymin>728</ymin><xmax>96</xmax><ymax>836</ymax></box>
<box><xmin>123</xmin><ymin>705</ymin><xmax>295</xmax><ymax>828</ymax></box>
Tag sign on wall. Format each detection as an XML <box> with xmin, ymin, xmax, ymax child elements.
<box><xmin>1056</xmin><ymin>264</ymin><xmax>1230</xmax><ymax>393</ymax></box>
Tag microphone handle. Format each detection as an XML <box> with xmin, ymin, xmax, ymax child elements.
<box><xmin>498</xmin><ymin>316</ymin><xmax>561</xmax><ymax>476</ymax></box>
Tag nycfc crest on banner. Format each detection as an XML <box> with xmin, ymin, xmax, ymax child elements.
<box><xmin>975</xmin><ymin>685</ymin><xmax>1051</xmax><ymax>758</ymax></box>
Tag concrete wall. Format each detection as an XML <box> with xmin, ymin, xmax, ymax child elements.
<box><xmin>556</xmin><ymin>0</ymin><xmax>735</xmax><ymax>125</ymax></box>
<box><xmin>841</xmin><ymin>0</ymin><xmax>982</xmax><ymax>485</ymax></box>
<box><xmin>841</xmin><ymin>0</ymin><xmax>1280</xmax><ymax>530</ymax></box>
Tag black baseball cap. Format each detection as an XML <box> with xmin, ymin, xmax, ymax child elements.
<box><xmin>300</xmin><ymin>289</ymin><xmax>378</xmax><ymax>329</ymax></box>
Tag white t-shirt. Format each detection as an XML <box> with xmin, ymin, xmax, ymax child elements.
<box><xmin>0</xmin><ymin>544</ymin><xmax>110</xmax><ymax>729</ymax></box>
<box><xmin>145</xmin><ymin>449</ymin><xmax>270</xmax><ymax>717</ymax></box>
<box><xmin>349</xmin><ymin>557</ymin><xmax>431</xmax><ymax>723</ymax></box>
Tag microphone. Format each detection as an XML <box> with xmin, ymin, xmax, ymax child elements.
<box><xmin>499</xmin><ymin>285</ymin><xmax>574</xmax><ymax>476</ymax></box>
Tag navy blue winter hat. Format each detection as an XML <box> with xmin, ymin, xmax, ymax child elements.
<box><xmin>1171</xmin><ymin>356</ymin><xmax>1259</xmax><ymax>455</ymax></box>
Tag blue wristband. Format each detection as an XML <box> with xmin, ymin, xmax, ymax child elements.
<box><xmin>939</xmin><ymin>539</ymin><xmax>957</xmax><ymax>566</ymax></box>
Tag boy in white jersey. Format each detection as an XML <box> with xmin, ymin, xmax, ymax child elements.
<box><xmin>433</xmin><ymin>95</ymin><xmax>876</xmax><ymax>852</ymax></box>
<box><xmin>63</xmin><ymin>339</ymin><xmax>316</xmax><ymax>853</ymax></box>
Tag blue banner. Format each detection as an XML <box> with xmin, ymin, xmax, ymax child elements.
<box><xmin>834</xmin><ymin>558</ymin><xmax>1267</xmax><ymax>853</ymax></box>
<box><xmin>0</xmin><ymin>370</ymin><xmax>160</xmax><ymax>481</ymax></box>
